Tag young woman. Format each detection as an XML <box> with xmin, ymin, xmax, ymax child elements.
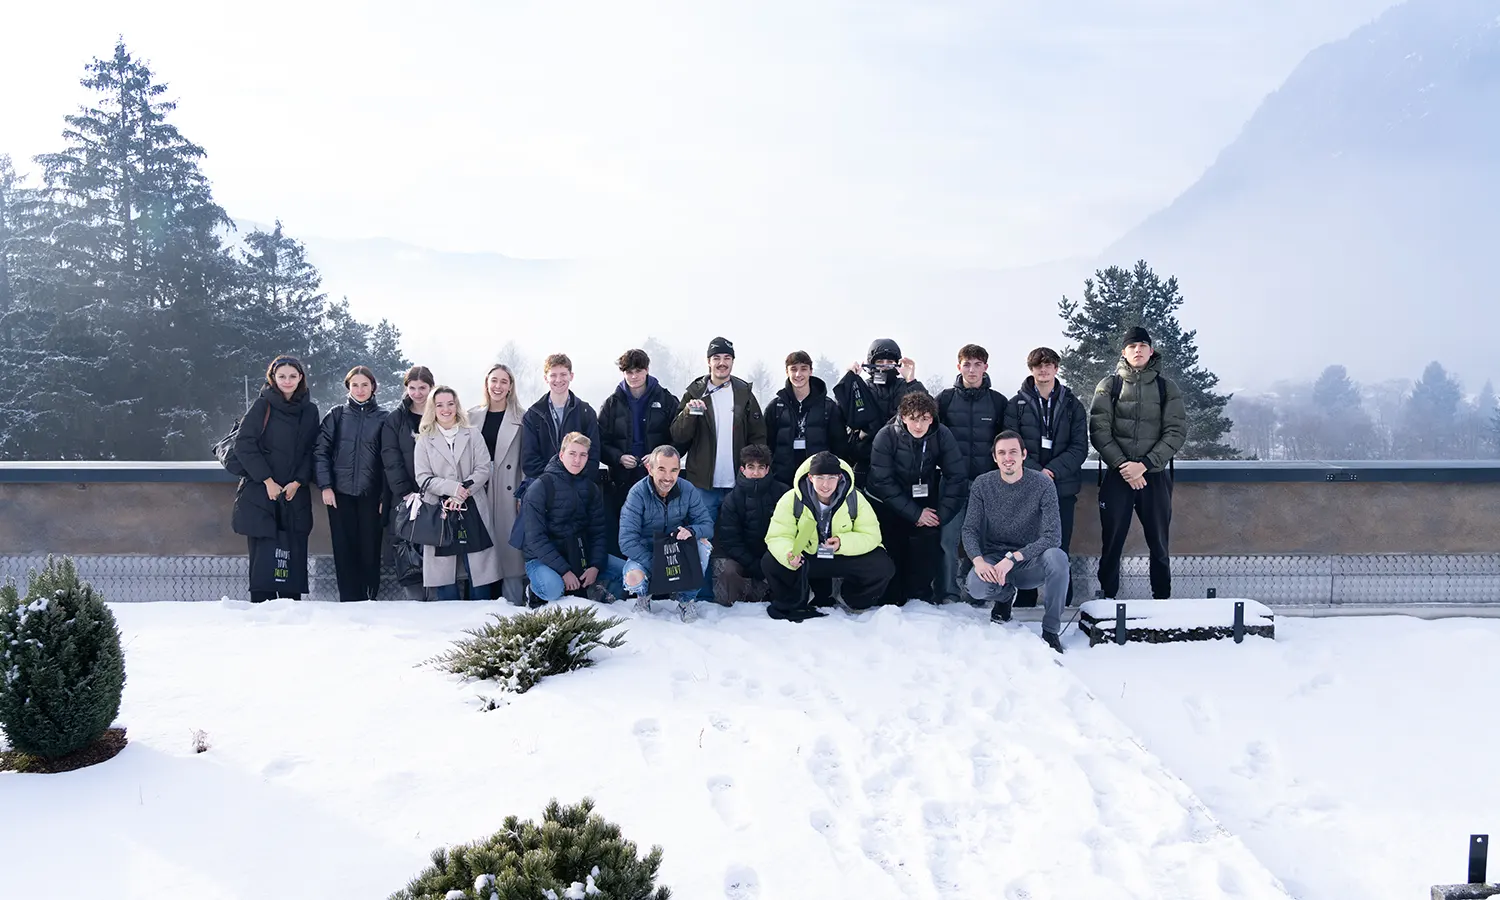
<box><xmin>413</xmin><ymin>386</ymin><xmax>501</xmax><ymax>599</ymax></box>
<box><xmin>231</xmin><ymin>355</ymin><xmax>321</xmax><ymax>602</ymax></box>
<box><xmin>381</xmin><ymin>365</ymin><xmax>435</xmax><ymax>599</ymax></box>
<box><xmin>467</xmin><ymin>363</ymin><xmax>526</xmax><ymax>603</ymax></box>
<box><xmin>314</xmin><ymin>365</ymin><xmax>388</xmax><ymax>602</ymax></box>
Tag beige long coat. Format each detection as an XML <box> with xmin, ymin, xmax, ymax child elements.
<box><xmin>413</xmin><ymin>427</ymin><xmax>501</xmax><ymax>588</ymax></box>
<box><xmin>467</xmin><ymin>403</ymin><xmax>525</xmax><ymax>579</ymax></box>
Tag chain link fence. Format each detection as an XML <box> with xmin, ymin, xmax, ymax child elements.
<box><xmin>2</xmin><ymin>553</ymin><xmax>1499</xmax><ymax>606</ymax></box>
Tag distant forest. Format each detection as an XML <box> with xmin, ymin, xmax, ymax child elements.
<box><xmin>3</xmin><ymin>42</ymin><xmax>1495</xmax><ymax>463</ymax></box>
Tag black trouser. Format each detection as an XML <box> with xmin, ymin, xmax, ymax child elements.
<box><xmin>1097</xmin><ymin>467</ymin><xmax>1173</xmax><ymax>599</ymax></box>
<box><xmin>877</xmin><ymin>505</ymin><xmax>941</xmax><ymax>603</ymax></box>
<box><xmin>327</xmin><ymin>492</ymin><xmax>384</xmax><ymax>602</ymax></box>
<box><xmin>1016</xmin><ymin>493</ymin><xmax>1077</xmax><ymax>607</ymax></box>
<box><xmin>604</xmin><ymin>467</ymin><xmax>645</xmax><ymax>557</ymax></box>
<box><xmin>762</xmin><ymin>548</ymin><xmax>895</xmax><ymax>618</ymax></box>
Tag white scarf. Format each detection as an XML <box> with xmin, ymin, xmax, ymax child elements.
<box><xmin>437</xmin><ymin>424</ymin><xmax>461</xmax><ymax>447</ymax></box>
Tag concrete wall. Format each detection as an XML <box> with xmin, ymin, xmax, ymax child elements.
<box><xmin>2</xmin><ymin>466</ymin><xmax>1499</xmax><ymax>557</ymax></box>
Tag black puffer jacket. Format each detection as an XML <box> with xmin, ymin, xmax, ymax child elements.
<box><xmin>380</xmin><ymin>398</ymin><xmax>422</xmax><ymax>513</ymax></box>
<box><xmin>765</xmin><ymin>377</ymin><xmax>848</xmax><ymax>486</ymax></box>
<box><xmin>712</xmin><ymin>473</ymin><xmax>792</xmax><ymax>575</ymax></box>
<box><xmin>231</xmin><ymin>387</ymin><xmax>320</xmax><ymax>538</ymax></box>
<box><xmin>868</xmin><ymin>420</ymin><xmax>968</xmax><ymax>524</ymax></box>
<box><xmin>522</xmin><ymin>392</ymin><xmax>601</xmax><ymax>480</ymax></box>
<box><xmin>597</xmin><ymin>377</ymin><xmax>680</xmax><ymax>490</ymax></box>
<box><xmin>1004</xmin><ymin>377</ymin><xmax>1090</xmax><ymax>497</ymax></box>
<box><xmin>314</xmin><ymin>397</ymin><xmax>387</xmax><ymax>496</ymax></box>
<box><xmin>936</xmin><ymin>374</ymin><xmax>1008</xmax><ymax>479</ymax></box>
<box><xmin>833</xmin><ymin>371</ymin><xmax>928</xmax><ymax>483</ymax></box>
<box><xmin>520</xmin><ymin>456</ymin><xmax>609</xmax><ymax>576</ymax></box>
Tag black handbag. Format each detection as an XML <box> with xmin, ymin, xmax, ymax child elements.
<box><xmin>435</xmin><ymin>489</ymin><xmax>494</xmax><ymax>557</ymax></box>
<box><xmin>392</xmin><ymin>539</ymin><xmax>424</xmax><ymax>586</ymax></box>
<box><xmin>395</xmin><ymin>477</ymin><xmax>454</xmax><ymax>548</ymax></box>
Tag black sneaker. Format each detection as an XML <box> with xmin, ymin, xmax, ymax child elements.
<box><xmin>989</xmin><ymin>585</ymin><xmax>1016</xmax><ymax>623</ymax></box>
<box><xmin>1042</xmin><ymin>631</ymin><xmax>1066</xmax><ymax>654</ymax></box>
<box><xmin>525</xmin><ymin>587</ymin><xmax>547</xmax><ymax>609</ymax></box>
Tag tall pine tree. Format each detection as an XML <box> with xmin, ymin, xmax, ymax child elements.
<box><xmin>1058</xmin><ymin>260</ymin><xmax>1235</xmax><ymax>459</ymax></box>
<box><xmin>1280</xmin><ymin>365</ymin><xmax>1380</xmax><ymax>459</ymax></box>
<box><xmin>1394</xmin><ymin>361</ymin><xmax>1463</xmax><ymax>459</ymax></box>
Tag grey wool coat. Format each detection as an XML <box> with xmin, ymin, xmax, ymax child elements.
<box><xmin>468</xmin><ymin>403</ymin><xmax>526</xmax><ymax>579</ymax></box>
<box><xmin>413</xmin><ymin>426</ymin><xmax>501</xmax><ymax>588</ymax></box>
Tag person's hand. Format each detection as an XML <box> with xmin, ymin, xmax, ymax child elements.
<box><xmin>1128</xmin><ymin>474</ymin><xmax>1148</xmax><ymax>490</ymax></box>
<box><xmin>283</xmin><ymin>481</ymin><xmax>301</xmax><ymax>501</ymax></box>
<box><xmin>687</xmin><ymin>399</ymin><xmax>707</xmax><ymax>412</ymax></box>
<box><xmin>916</xmin><ymin>508</ymin><xmax>940</xmax><ymax>527</ymax></box>
<box><xmin>264</xmin><ymin>478</ymin><xmax>283</xmax><ymax>500</ymax></box>
<box><xmin>972</xmin><ymin>557</ymin><xmax>999</xmax><ymax>584</ymax></box>
<box><xmin>580</xmin><ymin>566</ymin><xmax>600</xmax><ymax>588</ymax></box>
<box><xmin>1043</xmin><ymin>468</ymin><xmax>1056</xmax><ymax>480</ymax></box>
<box><xmin>621</xmin><ymin>455</ymin><xmax>638</xmax><ymax>469</ymax></box>
<box><xmin>562</xmin><ymin>571</ymin><xmax>582</xmax><ymax>591</ymax></box>
<box><xmin>453</xmin><ymin>484</ymin><xmax>471</xmax><ymax>502</ymax></box>
<box><xmin>322</xmin><ymin>488</ymin><xmax>337</xmax><ymax>508</ymax></box>
<box><xmin>848</xmin><ymin>360</ymin><xmax>863</xmax><ymax>374</ymax></box>
<box><xmin>442</xmin><ymin>497</ymin><xmax>464</xmax><ymax>511</ymax></box>
<box><xmin>675</xmin><ymin>526</ymin><xmax>692</xmax><ymax>541</ymax></box>
<box><xmin>787</xmin><ymin>551</ymin><xmax>803</xmax><ymax>569</ymax></box>
<box><xmin>995</xmin><ymin>557</ymin><xmax>1014</xmax><ymax>584</ymax></box>
<box><xmin>899</xmin><ymin>357</ymin><xmax>917</xmax><ymax>382</ymax></box>
<box><xmin>1119</xmin><ymin>461</ymin><xmax>1147</xmax><ymax>482</ymax></box>
<box><xmin>822</xmin><ymin>536</ymin><xmax>841</xmax><ymax>552</ymax></box>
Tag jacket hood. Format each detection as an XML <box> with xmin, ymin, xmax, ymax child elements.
<box><xmin>793</xmin><ymin>454</ymin><xmax>856</xmax><ymax>485</ymax></box>
<box><xmin>1115</xmin><ymin>353</ymin><xmax>1164</xmax><ymax>382</ymax></box>
<box><xmin>614</xmin><ymin>375</ymin><xmax>661</xmax><ymax>400</ymax></box>
<box><xmin>736</xmin><ymin>473</ymin><xmax>786</xmax><ymax>494</ymax></box>
<box><xmin>952</xmin><ymin>373</ymin><xmax>993</xmax><ymax>393</ymax></box>
<box><xmin>543</xmin><ymin>454</ymin><xmax>590</xmax><ymax>482</ymax></box>
<box><xmin>777</xmin><ymin>375</ymin><xmax>828</xmax><ymax>403</ymax></box>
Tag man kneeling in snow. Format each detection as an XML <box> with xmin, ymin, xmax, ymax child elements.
<box><xmin>964</xmin><ymin>430</ymin><xmax>1068</xmax><ymax>653</ymax></box>
<box><xmin>762</xmin><ymin>451</ymin><xmax>895</xmax><ymax>622</ymax></box>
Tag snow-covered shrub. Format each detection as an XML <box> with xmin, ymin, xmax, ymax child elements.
<box><xmin>0</xmin><ymin>556</ymin><xmax>126</xmax><ymax>759</ymax></box>
<box><xmin>388</xmin><ymin>797</ymin><xmax>670</xmax><ymax>900</ymax></box>
<box><xmin>424</xmin><ymin>606</ymin><xmax>626</xmax><ymax>694</ymax></box>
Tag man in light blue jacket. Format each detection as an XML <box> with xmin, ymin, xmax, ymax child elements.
<box><xmin>619</xmin><ymin>445</ymin><xmax>715</xmax><ymax>621</ymax></box>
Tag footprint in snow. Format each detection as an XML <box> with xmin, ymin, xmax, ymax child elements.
<box><xmin>632</xmin><ymin>719</ymin><xmax>662</xmax><ymax>764</ymax></box>
<box><xmin>707</xmin><ymin>775</ymin><xmax>748</xmax><ymax>830</ymax></box>
<box><xmin>723</xmin><ymin>865</ymin><xmax>760</xmax><ymax>899</ymax></box>
<box><xmin>1182</xmin><ymin>694</ymin><xmax>1217</xmax><ymax>735</ymax></box>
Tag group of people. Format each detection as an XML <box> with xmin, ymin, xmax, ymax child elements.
<box><xmin>229</xmin><ymin>327</ymin><xmax>1186</xmax><ymax>652</ymax></box>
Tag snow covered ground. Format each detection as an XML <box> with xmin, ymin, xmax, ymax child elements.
<box><xmin>1</xmin><ymin>599</ymin><xmax>1493</xmax><ymax>899</ymax></box>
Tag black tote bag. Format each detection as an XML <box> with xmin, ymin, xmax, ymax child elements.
<box><xmin>435</xmin><ymin>498</ymin><xmax>493</xmax><ymax>557</ymax></box>
<box><xmin>249</xmin><ymin>498</ymin><xmax>309</xmax><ymax>594</ymax></box>
<box><xmin>650</xmin><ymin>531</ymin><xmax>704</xmax><ymax>594</ymax></box>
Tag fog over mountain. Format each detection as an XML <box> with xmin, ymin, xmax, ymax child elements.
<box><xmin>1107</xmin><ymin>0</ymin><xmax>1500</xmax><ymax>390</ymax></box>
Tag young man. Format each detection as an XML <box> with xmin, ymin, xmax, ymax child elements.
<box><xmin>935</xmin><ymin>343</ymin><xmax>1008</xmax><ymax>604</ymax></box>
<box><xmin>763</xmin><ymin>451</ymin><xmax>895</xmax><ymax>622</ymax></box>
<box><xmin>618</xmin><ymin>445</ymin><xmax>715</xmax><ymax>621</ymax></box>
<box><xmin>519</xmin><ymin>432</ymin><xmax>625</xmax><ymax>605</ymax></box>
<box><xmin>521</xmin><ymin>353</ymin><xmax>601</xmax><ymax>480</ymax></box>
<box><xmin>963</xmin><ymin>431</ymin><xmax>1069</xmax><ymax>653</ymax></box>
<box><xmin>765</xmin><ymin>351</ymin><xmax>848</xmax><ymax>487</ymax></box>
<box><xmin>709</xmin><ymin>444</ymin><xmax>790</xmax><ymax>606</ymax></box>
<box><xmin>1089</xmin><ymin>326</ymin><xmax>1187</xmax><ymax>600</ymax></box>
<box><xmin>670</xmin><ymin>336</ymin><xmax>767</xmax><ymax>528</ymax></box>
<box><xmin>868</xmin><ymin>391</ymin><xmax>967</xmax><ymax>604</ymax></box>
<box><xmin>834</xmin><ymin>338</ymin><xmax>927</xmax><ymax>486</ymax></box>
<box><xmin>597</xmin><ymin>348</ymin><xmax>681</xmax><ymax>554</ymax></box>
<box><xmin>1005</xmin><ymin>346</ymin><xmax>1089</xmax><ymax>607</ymax></box>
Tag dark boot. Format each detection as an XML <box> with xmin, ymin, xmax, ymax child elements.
<box><xmin>989</xmin><ymin>584</ymin><xmax>1017</xmax><ymax>623</ymax></box>
<box><xmin>1042</xmin><ymin>631</ymin><xmax>1066</xmax><ymax>654</ymax></box>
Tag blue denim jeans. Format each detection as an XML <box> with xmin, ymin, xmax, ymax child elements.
<box><xmin>433</xmin><ymin>554</ymin><xmax>490</xmax><ymax>600</ymax></box>
<box><xmin>524</xmin><ymin>555</ymin><xmax>628</xmax><ymax>602</ymax></box>
<box><xmin>694</xmin><ymin>488</ymin><xmax>732</xmax><ymax>601</ymax></box>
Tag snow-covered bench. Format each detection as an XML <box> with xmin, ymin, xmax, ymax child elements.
<box><xmin>1077</xmin><ymin>598</ymin><xmax>1275</xmax><ymax>646</ymax></box>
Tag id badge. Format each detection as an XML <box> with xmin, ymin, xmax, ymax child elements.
<box><xmin>793</xmin><ymin>438</ymin><xmax>807</xmax><ymax>450</ymax></box>
<box><xmin>1040</xmin><ymin>437</ymin><xmax>1053</xmax><ymax>450</ymax></box>
<box><xmin>689</xmin><ymin>405</ymin><xmax>705</xmax><ymax>416</ymax></box>
<box><xmin>817</xmin><ymin>545</ymin><xmax>835</xmax><ymax>559</ymax></box>
<box><xmin>912</xmin><ymin>483</ymin><xmax>929</xmax><ymax>498</ymax></box>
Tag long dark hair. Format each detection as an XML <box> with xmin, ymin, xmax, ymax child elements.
<box><xmin>264</xmin><ymin>355</ymin><xmax>310</xmax><ymax>401</ymax></box>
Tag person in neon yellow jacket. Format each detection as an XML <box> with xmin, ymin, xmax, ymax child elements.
<box><xmin>762</xmin><ymin>451</ymin><xmax>896</xmax><ymax>621</ymax></box>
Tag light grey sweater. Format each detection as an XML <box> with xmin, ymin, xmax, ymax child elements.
<box><xmin>961</xmin><ymin>468</ymin><xmax>1061</xmax><ymax>563</ymax></box>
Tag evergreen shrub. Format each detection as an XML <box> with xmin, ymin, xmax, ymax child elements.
<box><xmin>424</xmin><ymin>606</ymin><xmax>626</xmax><ymax>694</ymax></box>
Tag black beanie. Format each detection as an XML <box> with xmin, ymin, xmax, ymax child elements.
<box><xmin>707</xmin><ymin>336</ymin><xmax>735</xmax><ymax>358</ymax></box>
<box><xmin>867</xmin><ymin>338</ymin><xmax>902</xmax><ymax>365</ymax></box>
<box><xmin>808</xmin><ymin>451</ymin><xmax>843</xmax><ymax>477</ymax></box>
<box><xmin>1122</xmin><ymin>326</ymin><xmax>1152</xmax><ymax>349</ymax></box>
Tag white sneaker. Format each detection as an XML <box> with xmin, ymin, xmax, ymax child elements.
<box><xmin>678</xmin><ymin>599</ymin><xmax>699</xmax><ymax>623</ymax></box>
<box><xmin>632</xmin><ymin>595</ymin><xmax>652</xmax><ymax>613</ymax></box>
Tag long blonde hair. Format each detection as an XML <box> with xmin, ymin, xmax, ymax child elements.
<box><xmin>419</xmin><ymin>386</ymin><xmax>471</xmax><ymax>436</ymax></box>
<box><xmin>481</xmin><ymin>363</ymin><xmax>515</xmax><ymax>411</ymax></box>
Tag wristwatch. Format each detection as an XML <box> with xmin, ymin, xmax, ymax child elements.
<box><xmin>1003</xmin><ymin>552</ymin><xmax>1017</xmax><ymax>563</ymax></box>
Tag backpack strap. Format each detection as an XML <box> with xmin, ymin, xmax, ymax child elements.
<box><xmin>1108</xmin><ymin>373</ymin><xmax>1177</xmax><ymax>473</ymax></box>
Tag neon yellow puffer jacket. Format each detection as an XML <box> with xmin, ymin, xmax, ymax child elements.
<box><xmin>764</xmin><ymin>456</ymin><xmax>884</xmax><ymax>570</ymax></box>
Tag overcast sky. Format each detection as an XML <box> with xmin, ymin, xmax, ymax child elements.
<box><xmin>7</xmin><ymin>1</ymin><xmax>1398</xmax><ymax>269</ymax></box>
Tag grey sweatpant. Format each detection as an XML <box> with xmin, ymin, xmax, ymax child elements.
<box><xmin>966</xmin><ymin>547</ymin><xmax>1068</xmax><ymax>635</ymax></box>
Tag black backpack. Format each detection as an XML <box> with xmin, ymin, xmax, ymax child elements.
<box><xmin>213</xmin><ymin>403</ymin><xmax>269</xmax><ymax>479</ymax></box>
